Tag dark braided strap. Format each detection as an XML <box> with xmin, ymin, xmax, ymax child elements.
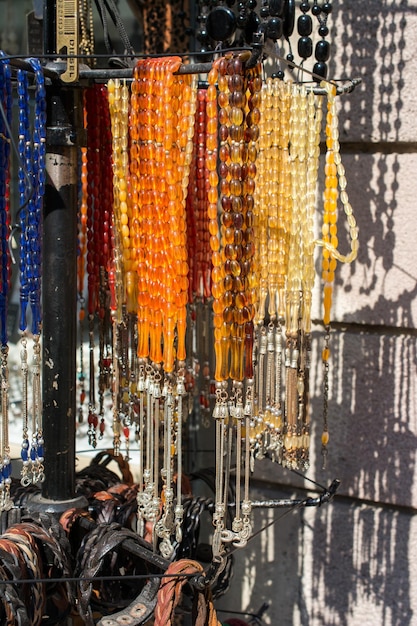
<box><xmin>96</xmin><ymin>578</ymin><xmax>159</xmax><ymax>626</ymax></box>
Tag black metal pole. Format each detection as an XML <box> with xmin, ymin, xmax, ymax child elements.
<box><xmin>40</xmin><ymin>86</ymin><xmax>79</xmax><ymax>501</ymax></box>
<box><xmin>27</xmin><ymin>83</ymin><xmax>87</xmax><ymax>514</ymax></box>
<box><xmin>24</xmin><ymin>0</ymin><xmax>87</xmax><ymax>513</ymax></box>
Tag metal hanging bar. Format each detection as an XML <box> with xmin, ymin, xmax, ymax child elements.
<box><xmin>2</xmin><ymin>55</ymin><xmax>361</xmax><ymax>97</ymax></box>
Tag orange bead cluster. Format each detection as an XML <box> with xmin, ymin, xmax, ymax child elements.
<box><xmin>319</xmin><ymin>81</ymin><xmax>359</xmax><ymax>327</ymax></box>
<box><xmin>129</xmin><ymin>58</ymin><xmax>196</xmax><ymax>372</ymax></box>
<box><xmin>78</xmin><ymin>144</ymin><xmax>88</xmax><ymax>307</ymax></box>
<box><xmin>322</xmin><ymin>83</ymin><xmax>339</xmax><ymax>329</ymax></box>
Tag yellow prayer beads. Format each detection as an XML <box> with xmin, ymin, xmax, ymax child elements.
<box><xmin>108</xmin><ymin>79</ymin><xmax>134</xmax><ymax>318</ymax></box>
<box><xmin>302</xmin><ymin>88</ymin><xmax>322</xmax><ymax>335</ymax></box>
<box><xmin>315</xmin><ymin>81</ymin><xmax>359</xmax><ymax>466</ymax></box>
<box><xmin>251</xmin><ymin>78</ymin><xmax>326</xmax><ymax>471</ymax></box>
<box><xmin>286</xmin><ymin>84</ymin><xmax>307</xmax><ymax>338</ymax></box>
<box><xmin>315</xmin><ymin>82</ymin><xmax>359</xmax><ymax>268</ymax></box>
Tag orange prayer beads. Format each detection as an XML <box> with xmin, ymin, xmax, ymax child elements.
<box><xmin>316</xmin><ymin>81</ymin><xmax>359</xmax><ymax>467</ymax></box>
<box><xmin>317</xmin><ymin>81</ymin><xmax>359</xmax><ymax>327</ymax></box>
<box><xmin>130</xmin><ymin>58</ymin><xmax>196</xmax><ymax>372</ymax></box>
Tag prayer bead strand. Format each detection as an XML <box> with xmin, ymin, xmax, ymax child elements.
<box><xmin>315</xmin><ymin>82</ymin><xmax>359</xmax><ymax>267</ymax></box>
<box><xmin>129</xmin><ymin>57</ymin><xmax>197</xmax><ymax>551</ymax></box>
<box><xmin>318</xmin><ymin>80</ymin><xmax>359</xmax><ymax>465</ymax></box>
<box><xmin>234</xmin><ymin>61</ymin><xmax>261</xmax><ymax>547</ymax></box>
<box><xmin>174</xmin><ymin>72</ymin><xmax>197</xmax><ymax>364</ymax></box>
<box><xmin>252</xmin><ymin>78</ymin><xmax>273</xmax><ymax>449</ymax></box>
<box><xmin>213</xmin><ymin>56</ymin><xmax>230</xmax><ymax>384</ymax></box>
<box><xmin>0</xmin><ymin>55</ymin><xmax>12</xmax><ymax>508</ymax></box>
<box><xmin>187</xmin><ymin>87</ymin><xmax>215</xmax><ymax>302</ymax></box>
<box><xmin>282</xmin><ymin>85</ymin><xmax>308</xmax><ymax>469</ymax></box>
<box><xmin>97</xmin><ymin>85</ymin><xmax>114</xmax><ymax>441</ymax></box>
<box><xmin>0</xmin><ymin>55</ymin><xmax>11</xmax><ymax>348</ymax></box>
<box><xmin>253</xmin><ymin>78</ymin><xmax>271</xmax><ymax>328</ymax></box>
<box><xmin>130</xmin><ymin>56</ymin><xmax>196</xmax><ymax>372</ymax></box>
<box><xmin>212</xmin><ymin>53</ymin><xmax>243</xmax><ymax>556</ymax></box>
<box><xmin>84</xmin><ymin>85</ymin><xmax>114</xmax><ymax>446</ymax></box>
<box><xmin>226</xmin><ymin>54</ymin><xmax>248</xmax><ymax>384</ymax></box>
<box><xmin>271</xmin><ymin>80</ymin><xmax>292</xmax><ymax>454</ymax></box>
<box><xmin>17</xmin><ymin>69</ymin><xmax>30</xmax><ymax>335</ymax></box>
<box><xmin>242</xmin><ymin>64</ymin><xmax>261</xmax><ymax>381</ymax></box>
<box><xmin>108</xmin><ymin>79</ymin><xmax>133</xmax><ymax>316</ymax></box>
<box><xmin>273</xmin><ymin>79</ymin><xmax>292</xmax><ymax>323</ymax></box>
<box><xmin>77</xmin><ymin>141</ymin><xmax>88</xmax><ymax>422</ymax></box>
<box><xmin>185</xmin><ymin>93</ymin><xmax>200</xmax><ymax>302</ymax></box>
<box><xmin>85</xmin><ymin>87</ymin><xmax>99</xmax><ymax>447</ymax></box>
<box><xmin>296</xmin><ymin>88</ymin><xmax>323</xmax><ymax>468</ymax></box>
<box><xmin>302</xmin><ymin>89</ymin><xmax>323</xmax><ymax>336</ymax></box>
<box><xmin>16</xmin><ymin>59</ymin><xmax>46</xmax><ymax>486</ymax></box>
<box><xmin>27</xmin><ymin>58</ymin><xmax>46</xmax><ymax>338</ymax></box>
<box><xmin>17</xmin><ymin>67</ymin><xmax>31</xmax><ymax>487</ymax></box>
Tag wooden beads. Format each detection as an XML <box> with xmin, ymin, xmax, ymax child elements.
<box><xmin>213</xmin><ymin>55</ymin><xmax>261</xmax><ymax>383</ymax></box>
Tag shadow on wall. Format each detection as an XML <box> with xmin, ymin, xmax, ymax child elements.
<box><xmin>308</xmin><ymin>2</ymin><xmax>416</xmax><ymax>625</ymax></box>
<box><xmin>204</xmin><ymin>3</ymin><xmax>415</xmax><ymax>624</ymax></box>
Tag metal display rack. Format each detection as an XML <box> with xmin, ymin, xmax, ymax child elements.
<box><xmin>0</xmin><ymin>1</ymin><xmax>359</xmax><ymax>622</ymax></box>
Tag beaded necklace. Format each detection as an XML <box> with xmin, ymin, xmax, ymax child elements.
<box><xmin>130</xmin><ymin>57</ymin><xmax>197</xmax><ymax>555</ymax></box>
<box><xmin>185</xmin><ymin>84</ymin><xmax>217</xmax><ymax>424</ymax></box>
<box><xmin>0</xmin><ymin>53</ymin><xmax>12</xmax><ymax>509</ymax></box>
<box><xmin>211</xmin><ymin>52</ymin><xmax>262</xmax><ymax>555</ymax></box>
<box><xmin>186</xmin><ymin>87</ymin><xmax>214</xmax><ymax>302</ymax></box>
<box><xmin>108</xmin><ymin>77</ymin><xmax>137</xmax><ymax>458</ymax></box>
<box><xmin>16</xmin><ymin>59</ymin><xmax>46</xmax><ymax>489</ymax></box>
<box><xmin>251</xmin><ymin>79</ymin><xmax>326</xmax><ymax>471</ymax></box>
<box><xmin>297</xmin><ymin>0</ymin><xmax>333</xmax><ymax>79</ymax></box>
<box><xmin>84</xmin><ymin>85</ymin><xmax>114</xmax><ymax>448</ymax></box>
<box><xmin>77</xmin><ymin>133</ymin><xmax>88</xmax><ymax>424</ymax></box>
<box><xmin>253</xmin><ymin>77</ymin><xmax>292</xmax><ymax>459</ymax></box>
<box><xmin>318</xmin><ymin>80</ymin><xmax>358</xmax><ymax>466</ymax></box>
